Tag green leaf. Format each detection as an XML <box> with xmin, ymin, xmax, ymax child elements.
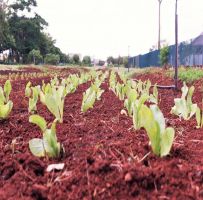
<box><xmin>124</xmin><ymin>89</ymin><xmax>138</xmax><ymax>116</ymax></box>
<box><xmin>0</xmin><ymin>100</ymin><xmax>13</xmax><ymax>119</ymax></box>
<box><xmin>28</xmin><ymin>87</ymin><xmax>39</xmax><ymax>113</ymax></box>
<box><xmin>188</xmin><ymin>104</ymin><xmax>198</xmax><ymax>119</ymax></box>
<box><xmin>81</xmin><ymin>88</ymin><xmax>96</xmax><ymax>112</ymax></box>
<box><xmin>160</xmin><ymin>127</ymin><xmax>175</xmax><ymax>157</ymax></box>
<box><xmin>181</xmin><ymin>82</ymin><xmax>188</xmax><ymax>99</ymax></box>
<box><xmin>4</xmin><ymin>80</ymin><xmax>12</xmax><ymax>103</ymax></box>
<box><xmin>43</xmin><ymin>124</ymin><xmax>60</xmax><ymax>158</ymax></box>
<box><xmin>186</xmin><ymin>85</ymin><xmax>195</xmax><ymax>107</ymax></box>
<box><xmin>39</xmin><ymin>91</ymin><xmax>46</xmax><ymax>105</ymax></box>
<box><xmin>25</xmin><ymin>81</ymin><xmax>32</xmax><ymax>97</ymax></box>
<box><xmin>132</xmin><ymin>94</ymin><xmax>149</xmax><ymax>130</ymax></box>
<box><xmin>45</xmin><ymin>94</ymin><xmax>61</xmax><ymax>121</ymax></box>
<box><xmin>140</xmin><ymin>104</ymin><xmax>174</xmax><ymax>157</ymax></box>
<box><xmin>0</xmin><ymin>87</ymin><xmax>5</xmax><ymax>105</ymax></box>
<box><xmin>29</xmin><ymin>138</ymin><xmax>46</xmax><ymax>157</ymax></box>
<box><xmin>196</xmin><ymin>107</ymin><xmax>201</xmax><ymax>128</ymax></box>
<box><xmin>139</xmin><ymin>105</ymin><xmax>161</xmax><ymax>156</ymax></box>
<box><xmin>150</xmin><ymin>104</ymin><xmax>165</xmax><ymax>134</ymax></box>
<box><xmin>29</xmin><ymin>115</ymin><xmax>47</xmax><ymax>132</ymax></box>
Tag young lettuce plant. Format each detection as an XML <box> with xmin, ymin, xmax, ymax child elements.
<box><xmin>196</xmin><ymin>102</ymin><xmax>203</xmax><ymax>128</ymax></box>
<box><xmin>132</xmin><ymin>93</ymin><xmax>149</xmax><ymax>130</ymax></box>
<box><xmin>142</xmin><ymin>80</ymin><xmax>151</xmax><ymax>96</ymax></box>
<box><xmin>92</xmin><ymin>83</ymin><xmax>104</xmax><ymax>100</ymax></box>
<box><xmin>149</xmin><ymin>84</ymin><xmax>158</xmax><ymax>104</ymax></box>
<box><xmin>140</xmin><ymin>104</ymin><xmax>175</xmax><ymax>157</ymax></box>
<box><xmin>109</xmin><ymin>71</ymin><xmax>117</xmax><ymax>93</ymax></box>
<box><xmin>115</xmin><ymin>83</ymin><xmax>127</xmax><ymax>101</ymax></box>
<box><xmin>0</xmin><ymin>80</ymin><xmax>13</xmax><ymax>120</ymax></box>
<box><xmin>29</xmin><ymin>115</ymin><xmax>61</xmax><ymax>158</ymax></box>
<box><xmin>28</xmin><ymin>86</ymin><xmax>39</xmax><ymax>113</ymax></box>
<box><xmin>171</xmin><ymin>82</ymin><xmax>197</xmax><ymax>120</ymax></box>
<box><xmin>124</xmin><ymin>89</ymin><xmax>138</xmax><ymax>117</ymax></box>
<box><xmin>81</xmin><ymin>83</ymin><xmax>98</xmax><ymax>113</ymax></box>
<box><xmin>44</xmin><ymin>86</ymin><xmax>65</xmax><ymax>123</ymax></box>
<box><xmin>25</xmin><ymin>81</ymin><xmax>32</xmax><ymax>98</ymax></box>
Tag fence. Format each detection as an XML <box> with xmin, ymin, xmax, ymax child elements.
<box><xmin>129</xmin><ymin>38</ymin><xmax>203</xmax><ymax>68</ymax></box>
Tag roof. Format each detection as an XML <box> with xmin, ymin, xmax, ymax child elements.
<box><xmin>192</xmin><ymin>32</ymin><xmax>203</xmax><ymax>46</ymax></box>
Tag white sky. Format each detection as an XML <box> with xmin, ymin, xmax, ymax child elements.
<box><xmin>36</xmin><ymin>0</ymin><xmax>203</xmax><ymax>60</ymax></box>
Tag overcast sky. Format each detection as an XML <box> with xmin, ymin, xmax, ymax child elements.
<box><xmin>36</xmin><ymin>0</ymin><xmax>203</xmax><ymax>60</ymax></box>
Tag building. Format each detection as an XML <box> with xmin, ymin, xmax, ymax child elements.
<box><xmin>129</xmin><ymin>33</ymin><xmax>203</xmax><ymax>68</ymax></box>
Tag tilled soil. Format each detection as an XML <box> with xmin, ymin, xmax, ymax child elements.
<box><xmin>0</xmin><ymin>68</ymin><xmax>203</xmax><ymax>200</ymax></box>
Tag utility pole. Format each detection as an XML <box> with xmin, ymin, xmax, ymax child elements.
<box><xmin>128</xmin><ymin>45</ymin><xmax>130</xmax><ymax>72</ymax></box>
<box><xmin>157</xmin><ymin>0</ymin><xmax>163</xmax><ymax>50</ymax></box>
<box><xmin>174</xmin><ymin>0</ymin><xmax>178</xmax><ymax>90</ymax></box>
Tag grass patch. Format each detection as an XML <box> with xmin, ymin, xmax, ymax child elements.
<box><xmin>167</xmin><ymin>67</ymin><xmax>203</xmax><ymax>83</ymax></box>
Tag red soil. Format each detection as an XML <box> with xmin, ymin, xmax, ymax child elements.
<box><xmin>0</xmin><ymin>68</ymin><xmax>203</xmax><ymax>199</ymax></box>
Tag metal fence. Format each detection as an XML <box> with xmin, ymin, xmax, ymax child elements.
<box><xmin>129</xmin><ymin>39</ymin><xmax>203</xmax><ymax>68</ymax></box>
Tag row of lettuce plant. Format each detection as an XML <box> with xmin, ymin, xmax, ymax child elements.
<box><xmin>81</xmin><ymin>71</ymin><xmax>108</xmax><ymax>112</ymax></box>
<box><xmin>109</xmin><ymin>71</ymin><xmax>175</xmax><ymax>157</ymax></box>
<box><xmin>26</xmin><ymin>70</ymin><xmax>101</xmax><ymax>158</ymax></box>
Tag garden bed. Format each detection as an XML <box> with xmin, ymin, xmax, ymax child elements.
<box><xmin>0</xmin><ymin>67</ymin><xmax>203</xmax><ymax>199</ymax></box>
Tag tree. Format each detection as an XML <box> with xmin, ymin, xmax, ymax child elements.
<box><xmin>28</xmin><ymin>49</ymin><xmax>42</xmax><ymax>65</ymax></box>
<box><xmin>6</xmin><ymin>0</ymin><xmax>49</xmax><ymax>63</ymax></box>
<box><xmin>73</xmin><ymin>54</ymin><xmax>80</xmax><ymax>64</ymax></box>
<box><xmin>60</xmin><ymin>53</ymin><xmax>70</xmax><ymax>64</ymax></box>
<box><xmin>44</xmin><ymin>53</ymin><xmax>60</xmax><ymax>65</ymax></box>
<box><xmin>9</xmin><ymin>0</ymin><xmax>37</xmax><ymax>14</ymax></box>
<box><xmin>107</xmin><ymin>56</ymin><xmax>114</xmax><ymax>65</ymax></box>
<box><xmin>123</xmin><ymin>56</ymin><xmax>128</xmax><ymax>67</ymax></box>
<box><xmin>0</xmin><ymin>1</ymin><xmax>15</xmax><ymax>53</ymax></box>
<box><xmin>0</xmin><ymin>0</ymin><xmax>66</xmax><ymax>64</ymax></box>
<box><xmin>82</xmin><ymin>56</ymin><xmax>91</xmax><ymax>65</ymax></box>
<box><xmin>159</xmin><ymin>45</ymin><xmax>169</xmax><ymax>67</ymax></box>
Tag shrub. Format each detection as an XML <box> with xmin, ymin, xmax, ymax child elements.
<box><xmin>159</xmin><ymin>45</ymin><xmax>169</xmax><ymax>67</ymax></box>
<box><xmin>28</xmin><ymin>49</ymin><xmax>42</xmax><ymax>65</ymax></box>
<box><xmin>82</xmin><ymin>56</ymin><xmax>91</xmax><ymax>65</ymax></box>
<box><xmin>44</xmin><ymin>54</ymin><xmax>60</xmax><ymax>65</ymax></box>
<box><xmin>73</xmin><ymin>54</ymin><xmax>80</xmax><ymax>64</ymax></box>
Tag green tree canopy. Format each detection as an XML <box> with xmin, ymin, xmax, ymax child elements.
<box><xmin>73</xmin><ymin>54</ymin><xmax>80</xmax><ymax>64</ymax></box>
<box><xmin>28</xmin><ymin>49</ymin><xmax>42</xmax><ymax>64</ymax></box>
<box><xmin>0</xmin><ymin>0</ymin><xmax>66</xmax><ymax>64</ymax></box>
<box><xmin>82</xmin><ymin>56</ymin><xmax>91</xmax><ymax>65</ymax></box>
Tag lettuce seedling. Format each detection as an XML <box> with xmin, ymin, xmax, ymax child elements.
<box><xmin>25</xmin><ymin>81</ymin><xmax>32</xmax><ymax>98</ymax></box>
<box><xmin>171</xmin><ymin>82</ymin><xmax>197</xmax><ymax>120</ymax></box>
<box><xmin>28</xmin><ymin>87</ymin><xmax>39</xmax><ymax>113</ymax></box>
<box><xmin>4</xmin><ymin>80</ymin><xmax>12</xmax><ymax>103</ymax></box>
<box><xmin>0</xmin><ymin>80</ymin><xmax>13</xmax><ymax>119</ymax></box>
<box><xmin>0</xmin><ymin>101</ymin><xmax>13</xmax><ymax>119</ymax></box>
<box><xmin>29</xmin><ymin>115</ymin><xmax>61</xmax><ymax>158</ymax></box>
<box><xmin>142</xmin><ymin>80</ymin><xmax>151</xmax><ymax>96</ymax></box>
<box><xmin>132</xmin><ymin>94</ymin><xmax>149</xmax><ymax>130</ymax></box>
<box><xmin>109</xmin><ymin>71</ymin><xmax>117</xmax><ymax>92</ymax></box>
<box><xmin>140</xmin><ymin>104</ymin><xmax>175</xmax><ymax>157</ymax></box>
<box><xmin>92</xmin><ymin>84</ymin><xmax>104</xmax><ymax>100</ymax></box>
<box><xmin>115</xmin><ymin>82</ymin><xmax>127</xmax><ymax>100</ymax></box>
<box><xmin>196</xmin><ymin>103</ymin><xmax>203</xmax><ymax>128</ymax></box>
<box><xmin>44</xmin><ymin>86</ymin><xmax>65</xmax><ymax>123</ymax></box>
<box><xmin>149</xmin><ymin>84</ymin><xmax>158</xmax><ymax>104</ymax></box>
<box><xmin>81</xmin><ymin>87</ymin><xmax>96</xmax><ymax>112</ymax></box>
<box><xmin>124</xmin><ymin>89</ymin><xmax>138</xmax><ymax>117</ymax></box>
